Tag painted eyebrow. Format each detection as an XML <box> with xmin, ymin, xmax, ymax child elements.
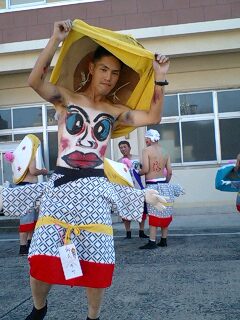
<box><xmin>67</xmin><ymin>105</ymin><xmax>90</xmax><ymax>123</ymax></box>
<box><xmin>94</xmin><ymin>113</ymin><xmax>115</xmax><ymax>123</ymax></box>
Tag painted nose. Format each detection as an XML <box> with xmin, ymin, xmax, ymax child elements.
<box><xmin>77</xmin><ymin>128</ymin><xmax>97</xmax><ymax>149</ymax></box>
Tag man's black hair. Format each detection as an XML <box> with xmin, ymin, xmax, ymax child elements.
<box><xmin>118</xmin><ymin>140</ymin><xmax>131</xmax><ymax>148</ymax></box>
<box><xmin>93</xmin><ymin>46</ymin><xmax>123</xmax><ymax>68</ymax></box>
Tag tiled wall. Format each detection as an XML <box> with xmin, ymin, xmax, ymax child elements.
<box><xmin>0</xmin><ymin>0</ymin><xmax>240</xmax><ymax>44</ymax></box>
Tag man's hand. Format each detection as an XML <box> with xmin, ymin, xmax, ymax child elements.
<box><xmin>145</xmin><ymin>189</ymin><xmax>168</xmax><ymax>211</ymax></box>
<box><xmin>153</xmin><ymin>53</ymin><xmax>170</xmax><ymax>80</ymax></box>
<box><xmin>52</xmin><ymin>20</ymin><xmax>72</xmax><ymax>42</ymax></box>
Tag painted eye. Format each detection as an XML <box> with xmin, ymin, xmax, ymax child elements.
<box><xmin>94</xmin><ymin>119</ymin><xmax>112</xmax><ymax>141</ymax></box>
<box><xmin>66</xmin><ymin>113</ymin><xmax>84</xmax><ymax>135</ymax></box>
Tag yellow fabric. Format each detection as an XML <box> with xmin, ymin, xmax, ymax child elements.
<box><xmin>104</xmin><ymin>158</ymin><xmax>134</xmax><ymax>187</ymax></box>
<box><xmin>36</xmin><ymin>216</ymin><xmax>113</xmax><ymax>245</ymax></box>
<box><xmin>15</xmin><ymin>134</ymin><xmax>40</xmax><ymax>184</ymax></box>
<box><xmin>50</xmin><ymin>19</ymin><xmax>155</xmax><ymax>138</ymax></box>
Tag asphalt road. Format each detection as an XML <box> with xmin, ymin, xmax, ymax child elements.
<box><xmin>0</xmin><ymin>223</ymin><xmax>240</xmax><ymax>320</ymax></box>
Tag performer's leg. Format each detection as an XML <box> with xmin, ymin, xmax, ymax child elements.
<box><xmin>86</xmin><ymin>287</ymin><xmax>105</xmax><ymax>319</ymax></box>
<box><xmin>19</xmin><ymin>231</ymin><xmax>28</xmax><ymax>255</ymax></box>
<box><xmin>123</xmin><ymin>220</ymin><xmax>131</xmax><ymax>239</ymax></box>
<box><xmin>138</xmin><ymin>219</ymin><xmax>149</xmax><ymax>238</ymax></box>
<box><xmin>158</xmin><ymin>227</ymin><xmax>168</xmax><ymax>247</ymax></box>
<box><xmin>25</xmin><ymin>277</ymin><xmax>51</xmax><ymax>320</ymax></box>
<box><xmin>139</xmin><ymin>226</ymin><xmax>158</xmax><ymax>249</ymax></box>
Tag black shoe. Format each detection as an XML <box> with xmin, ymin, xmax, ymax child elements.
<box><xmin>27</xmin><ymin>239</ymin><xmax>31</xmax><ymax>250</ymax></box>
<box><xmin>19</xmin><ymin>245</ymin><xmax>28</xmax><ymax>256</ymax></box>
<box><xmin>124</xmin><ymin>231</ymin><xmax>132</xmax><ymax>239</ymax></box>
<box><xmin>139</xmin><ymin>241</ymin><xmax>158</xmax><ymax>249</ymax></box>
<box><xmin>157</xmin><ymin>238</ymin><xmax>167</xmax><ymax>247</ymax></box>
<box><xmin>139</xmin><ymin>230</ymin><xmax>149</xmax><ymax>238</ymax></box>
<box><xmin>86</xmin><ymin>317</ymin><xmax>100</xmax><ymax>320</ymax></box>
<box><xmin>25</xmin><ymin>304</ymin><xmax>47</xmax><ymax>320</ymax></box>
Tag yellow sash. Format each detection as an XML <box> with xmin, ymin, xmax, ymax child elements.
<box><xmin>36</xmin><ymin>216</ymin><xmax>113</xmax><ymax>245</ymax></box>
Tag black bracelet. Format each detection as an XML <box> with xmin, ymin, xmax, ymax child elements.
<box><xmin>155</xmin><ymin>80</ymin><xmax>169</xmax><ymax>86</ymax></box>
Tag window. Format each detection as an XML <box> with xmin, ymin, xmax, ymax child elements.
<box><xmin>147</xmin><ymin>89</ymin><xmax>240</xmax><ymax>165</ymax></box>
<box><xmin>0</xmin><ymin>109</ymin><xmax>11</xmax><ymax>130</ymax></box>
<box><xmin>1</xmin><ymin>0</ymin><xmax>101</xmax><ymax>11</ymax></box>
<box><xmin>180</xmin><ymin>92</ymin><xmax>213</xmax><ymax>115</ymax></box>
<box><xmin>218</xmin><ymin>90</ymin><xmax>240</xmax><ymax>113</ymax></box>
<box><xmin>13</xmin><ymin>107</ymin><xmax>42</xmax><ymax>128</ymax></box>
<box><xmin>9</xmin><ymin>0</ymin><xmax>44</xmax><ymax>5</ymax></box>
<box><xmin>148</xmin><ymin>123</ymin><xmax>181</xmax><ymax>163</ymax></box>
<box><xmin>48</xmin><ymin>131</ymin><xmax>58</xmax><ymax>171</ymax></box>
<box><xmin>219</xmin><ymin>118</ymin><xmax>240</xmax><ymax>160</ymax></box>
<box><xmin>181</xmin><ymin>120</ymin><xmax>216</xmax><ymax>162</ymax></box>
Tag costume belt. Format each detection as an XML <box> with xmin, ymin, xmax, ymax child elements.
<box><xmin>36</xmin><ymin>216</ymin><xmax>113</xmax><ymax>245</ymax></box>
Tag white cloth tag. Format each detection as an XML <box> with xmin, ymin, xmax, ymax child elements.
<box><xmin>59</xmin><ymin>243</ymin><xmax>83</xmax><ymax>280</ymax></box>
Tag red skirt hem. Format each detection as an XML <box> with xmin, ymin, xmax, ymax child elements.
<box><xmin>149</xmin><ymin>215</ymin><xmax>172</xmax><ymax>228</ymax></box>
<box><xmin>29</xmin><ymin>255</ymin><xmax>114</xmax><ymax>288</ymax></box>
<box><xmin>19</xmin><ymin>222</ymin><xmax>36</xmax><ymax>232</ymax></box>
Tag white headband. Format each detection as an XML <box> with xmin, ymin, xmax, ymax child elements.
<box><xmin>145</xmin><ymin>129</ymin><xmax>160</xmax><ymax>142</ymax></box>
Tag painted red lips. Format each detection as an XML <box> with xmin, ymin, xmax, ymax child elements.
<box><xmin>62</xmin><ymin>151</ymin><xmax>103</xmax><ymax>169</ymax></box>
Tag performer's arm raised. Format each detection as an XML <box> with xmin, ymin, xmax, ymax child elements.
<box><xmin>116</xmin><ymin>53</ymin><xmax>170</xmax><ymax>127</ymax></box>
<box><xmin>28</xmin><ymin>20</ymin><xmax>72</xmax><ymax>105</ymax></box>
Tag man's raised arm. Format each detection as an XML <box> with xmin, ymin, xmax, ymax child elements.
<box><xmin>117</xmin><ymin>53</ymin><xmax>170</xmax><ymax>127</ymax></box>
<box><xmin>28</xmin><ymin>20</ymin><xmax>72</xmax><ymax>104</ymax></box>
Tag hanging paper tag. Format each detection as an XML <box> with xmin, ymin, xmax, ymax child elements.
<box><xmin>59</xmin><ymin>243</ymin><xmax>83</xmax><ymax>280</ymax></box>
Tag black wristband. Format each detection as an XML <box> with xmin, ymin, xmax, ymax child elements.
<box><xmin>155</xmin><ymin>80</ymin><xmax>169</xmax><ymax>86</ymax></box>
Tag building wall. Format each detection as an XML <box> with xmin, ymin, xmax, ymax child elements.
<box><xmin>1</xmin><ymin>0</ymin><xmax>240</xmax><ymax>44</ymax></box>
<box><xmin>0</xmin><ymin>1</ymin><xmax>239</xmax><ymax>209</ymax></box>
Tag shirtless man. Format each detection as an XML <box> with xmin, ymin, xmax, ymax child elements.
<box><xmin>139</xmin><ymin>129</ymin><xmax>184</xmax><ymax>249</ymax></box>
<box><xmin>3</xmin><ymin>20</ymin><xmax>170</xmax><ymax>320</ymax></box>
<box><xmin>118</xmin><ymin>140</ymin><xmax>149</xmax><ymax>239</ymax></box>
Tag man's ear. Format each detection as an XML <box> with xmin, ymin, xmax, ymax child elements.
<box><xmin>89</xmin><ymin>62</ymin><xmax>94</xmax><ymax>75</ymax></box>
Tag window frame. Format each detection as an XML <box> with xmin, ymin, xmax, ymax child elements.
<box><xmin>147</xmin><ymin>88</ymin><xmax>240</xmax><ymax>167</ymax></box>
<box><xmin>1</xmin><ymin>0</ymin><xmax>102</xmax><ymax>12</ymax></box>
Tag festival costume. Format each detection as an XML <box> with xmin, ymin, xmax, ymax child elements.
<box><xmin>215</xmin><ymin>164</ymin><xmax>240</xmax><ymax>213</ymax></box>
<box><xmin>146</xmin><ymin>179</ymin><xmax>184</xmax><ymax>227</ymax></box>
<box><xmin>2</xmin><ymin>19</ymin><xmax>157</xmax><ymax>290</ymax></box>
<box><xmin>4</xmin><ymin>134</ymin><xmax>43</xmax><ymax>233</ymax></box>
<box><xmin>2</xmin><ymin>106</ymin><xmax>145</xmax><ymax>288</ymax></box>
<box><xmin>120</xmin><ymin>157</ymin><xmax>147</xmax><ymax>222</ymax></box>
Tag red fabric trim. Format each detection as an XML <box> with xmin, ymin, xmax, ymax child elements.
<box><xmin>29</xmin><ymin>255</ymin><xmax>114</xmax><ymax>288</ymax></box>
<box><xmin>237</xmin><ymin>204</ymin><xmax>240</xmax><ymax>212</ymax></box>
<box><xmin>149</xmin><ymin>215</ymin><xmax>172</xmax><ymax>227</ymax></box>
<box><xmin>19</xmin><ymin>222</ymin><xmax>36</xmax><ymax>232</ymax></box>
<box><xmin>142</xmin><ymin>213</ymin><xmax>147</xmax><ymax>221</ymax></box>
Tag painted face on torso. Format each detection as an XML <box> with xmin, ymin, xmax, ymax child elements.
<box><xmin>57</xmin><ymin>104</ymin><xmax>115</xmax><ymax>169</ymax></box>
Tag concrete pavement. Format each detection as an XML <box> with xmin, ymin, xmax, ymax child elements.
<box><xmin>0</xmin><ymin>206</ymin><xmax>240</xmax><ymax>320</ymax></box>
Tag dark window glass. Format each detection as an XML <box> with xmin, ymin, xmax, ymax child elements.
<box><xmin>0</xmin><ymin>135</ymin><xmax>12</xmax><ymax>142</ymax></box>
<box><xmin>14</xmin><ymin>133</ymin><xmax>43</xmax><ymax>144</ymax></box>
<box><xmin>0</xmin><ymin>110</ymin><xmax>11</xmax><ymax>129</ymax></box>
<box><xmin>48</xmin><ymin>132</ymin><xmax>58</xmax><ymax>171</ymax></box>
<box><xmin>182</xmin><ymin>120</ymin><xmax>216</xmax><ymax>162</ymax></box>
<box><xmin>180</xmin><ymin>92</ymin><xmax>213</xmax><ymax>115</ymax></box>
<box><xmin>147</xmin><ymin>123</ymin><xmax>181</xmax><ymax>163</ymax></box>
<box><xmin>13</xmin><ymin>107</ymin><xmax>42</xmax><ymax>128</ymax></box>
<box><xmin>163</xmin><ymin>95</ymin><xmax>178</xmax><ymax>117</ymax></box>
<box><xmin>10</xmin><ymin>0</ymin><xmax>44</xmax><ymax>5</ymax></box>
<box><xmin>47</xmin><ymin>106</ymin><xmax>58</xmax><ymax>126</ymax></box>
<box><xmin>218</xmin><ymin>90</ymin><xmax>240</xmax><ymax>113</ymax></box>
<box><xmin>219</xmin><ymin>118</ymin><xmax>240</xmax><ymax>160</ymax></box>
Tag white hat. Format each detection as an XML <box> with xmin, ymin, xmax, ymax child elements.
<box><xmin>145</xmin><ymin>129</ymin><xmax>160</xmax><ymax>142</ymax></box>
